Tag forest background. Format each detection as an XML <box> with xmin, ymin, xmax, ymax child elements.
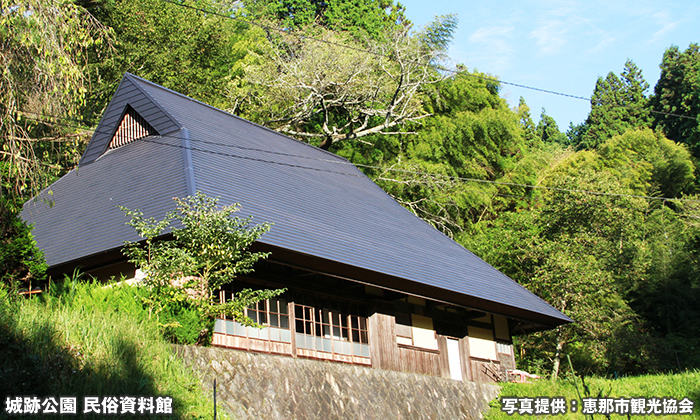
<box><xmin>2</xmin><ymin>0</ymin><xmax>699</xmax><ymax>380</ymax></box>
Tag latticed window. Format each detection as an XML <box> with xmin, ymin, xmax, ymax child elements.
<box><xmin>108</xmin><ymin>106</ymin><xmax>158</xmax><ymax>149</ymax></box>
<box><xmin>294</xmin><ymin>302</ymin><xmax>369</xmax><ymax>357</ymax></box>
<box><xmin>215</xmin><ymin>296</ymin><xmax>292</xmax><ymax>343</ymax></box>
<box><xmin>246</xmin><ymin>298</ymin><xmax>290</xmax><ymax>329</ymax></box>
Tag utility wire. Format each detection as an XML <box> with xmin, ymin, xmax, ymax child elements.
<box><xmin>157</xmin><ymin>0</ymin><xmax>697</xmax><ymax>122</ymax></box>
<box><xmin>71</xmin><ymin>125</ymin><xmax>700</xmax><ymax>204</ymax></box>
<box><xmin>16</xmin><ymin>109</ymin><xmax>700</xmax><ymax>203</ymax></box>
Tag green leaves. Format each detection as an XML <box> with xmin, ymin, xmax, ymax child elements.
<box><xmin>1</xmin><ymin>0</ymin><xmax>108</xmax><ymax>208</ymax></box>
<box><xmin>0</xmin><ymin>206</ymin><xmax>47</xmax><ymax>288</ymax></box>
<box><xmin>651</xmin><ymin>43</ymin><xmax>700</xmax><ymax>159</ymax></box>
<box><xmin>170</xmin><ymin>193</ymin><xmax>272</xmax><ymax>291</ymax></box>
<box><xmin>417</xmin><ymin>14</ymin><xmax>458</xmax><ymax>53</ymax></box>
<box><xmin>242</xmin><ymin>0</ymin><xmax>409</xmax><ymax>40</ymax></box>
<box><xmin>121</xmin><ymin>192</ymin><xmax>283</xmax><ymax>329</ymax></box>
<box><xmin>576</xmin><ymin>60</ymin><xmax>652</xmax><ymax>150</ymax></box>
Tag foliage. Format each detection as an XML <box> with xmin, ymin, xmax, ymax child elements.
<box><xmin>121</xmin><ymin>192</ymin><xmax>284</xmax><ymax>329</ymax></box>
<box><xmin>651</xmin><ymin>43</ymin><xmax>700</xmax><ymax>159</ymax></box>
<box><xmin>536</xmin><ymin>108</ymin><xmax>568</xmax><ymax>145</ymax></box>
<box><xmin>575</xmin><ymin>60</ymin><xmax>652</xmax><ymax>150</ymax></box>
<box><xmin>0</xmin><ymin>280</ymin><xmax>224</xmax><ymax>418</ymax></box>
<box><xmin>241</xmin><ymin>0</ymin><xmax>409</xmax><ymax>41</ymax></box>
<box><xmin>619</xmin><ymin>201</ymin><xmax>700</xmax><ymax>371</ymax></box>
<box><xmin>0</xmin><ymin>205</ymin><xmax>47</xmax><ymax>287</ymax></box>
<box><xmin>355</xmin><ymin>70</ymin><xmax>558</xmax><ymax>236</ymax></box>
<box><xmin>77</xmin><ymin>0</ymin><xmax>264</xmax><ymax>123</ymax></box>
<box><xmin>417</xmin><ymin>14</ymin><xmax>459</xmax><ymax>55</ymax></box>
<box><xmin>1</xmin><ymin>0</ymin><xmax>107</xmax><ymax>210</ymax></box>
<box><xmin>466</xmin><ymin>128</ymin><xmax>700</xmax><ymax>377</ymax></box>
<box><xmin>516</xmin><ymin>97</ymin><xmax>538</xmax><ymax>146</ymax></box>
<box><xmin>466</xmin><ymin>170</ymin><xmax>646</xmax><ymax>377</ymax></box>
<box><xmin>596</xmin><ymin>128</ymin><xmax>695</xmax><ymax>198</ymax></box>
<box><xmin>232</xmin><ymin>16</ymin><xmax>456</xmax><ymax>150</ymax></box>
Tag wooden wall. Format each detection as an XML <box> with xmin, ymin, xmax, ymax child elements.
<box><xmin>368</xmin><ymin>312</ymin><xmax>398</xmax><ymax>370</ymax></box>
<box><xmin>213</xmin><ymin>332</ymin><xmax>293</xmax><ymax>355</ymax></box>
<box><xmin>397</xmin><ymin>345</ymin><xmax>441</xmax><ymax>377</ymax></box>
<box><xmin>471</xmin><ymin>358</ymin><xmax>503</xmax><ymax>383</ymax></box>
<box><xmin>215</xmin><ymin>307</ymin><xmax>511</xmax><ymax>384</ymax></box>
<box><xmin>366</xmin><ymin>312</ymin><xmax>507</xmax><ymax>382</ymax></box>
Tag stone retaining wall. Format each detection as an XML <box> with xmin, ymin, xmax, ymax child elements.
<box><xmin>175</xmin><ymin>345</ymin><xmax>500</xmax><ymax>420</ymax></box>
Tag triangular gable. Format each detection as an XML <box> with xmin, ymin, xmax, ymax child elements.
<box><xmin>108</xmin><ymin>105</ymin><xmax>159</xmax><ymax>150</ymax></box>
<box><xmin>79</xmin><ymin>73</ymin><xmax>181</xmax><ymax>165</ymax></box>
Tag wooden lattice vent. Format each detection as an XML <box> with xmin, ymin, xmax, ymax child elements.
<box><xmin>108</xmin><ymin>106</ymin><xmax>158</xmax><ymax>149</ymax></box>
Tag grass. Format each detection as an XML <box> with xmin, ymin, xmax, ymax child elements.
<box><xmin>0</xmin><ymin>280</ymin><xmax>226</xmax><ymax>419</ymax></box>
<box><xmin>4</xmin><ymin>279</ymin><xmax>698</xmax><ymax>419</ymax></box>
<box><xmin>486</xmin><ymin>370</ymin><xmax>700</xmax><ymax>419</ymax></box>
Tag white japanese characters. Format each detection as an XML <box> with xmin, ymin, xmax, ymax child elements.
<box><xmin>500</xmin><ymin>396</ymin><xmax>695</xmax><ymax>416</ymax></box>
<box><xmin>3</xmin><ymin>395</ymin><xmax>173</xmax><ymax>415</ymax></box>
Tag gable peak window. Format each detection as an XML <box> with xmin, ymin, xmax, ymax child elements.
<box><xmin>108</xmin><ymin>106</ymin><xmax>158</xmax><ymax>150</ymax></box>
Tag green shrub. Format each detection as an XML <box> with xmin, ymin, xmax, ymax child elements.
<box><xmin>0</xmin><ymin>205</ymin><xmax>47</xmax><ymax>288</ymax></box>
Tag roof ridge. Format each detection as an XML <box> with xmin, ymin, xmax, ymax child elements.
<box><xmin>125</xmin><ymin>73</ymin><xmax>351</xmax><ymax>164</ymax></box>
<box><xmin>123</xmin><ymin>73</ymin><xmax>183</xmax><ymax>133</ymax></box>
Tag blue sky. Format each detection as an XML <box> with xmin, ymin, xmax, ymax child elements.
<box><xmin>399</xmin><ymin>0</ymin><xmax>699</xmax><ymax>131</ymax></box>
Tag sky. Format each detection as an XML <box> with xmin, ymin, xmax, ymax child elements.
<box><xmin>399</xmin><ymin>0</ymin><xmax>699</xmax><ymax>130</ymax></box>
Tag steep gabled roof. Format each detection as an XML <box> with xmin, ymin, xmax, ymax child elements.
<box><xmin>80</xmin><ymin>75</ymin><xmax>181</xmax><ymax>165</ymax></box>
<box><xmin>21</xmin><ymin>73</ymin><xmax>571</xmax><ymax>329</ymax></box>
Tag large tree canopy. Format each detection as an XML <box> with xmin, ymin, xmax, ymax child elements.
<box><xmin>466</xmin><ymin>128</ymin><xmax>699</xmax><ymax>376</ymax></box>
<box><xmin>241</xmin><ymin>0</ymin><xmax>409</xmax><ymax>40</ymax></box>
<box><xmin>232</xmin><ymin>15</ymin><xmax>457</xmax><ymax>150</ymax></box>
<box><xmin>651</xmin><ymin>43</ymin><xmax>700</xmax><ymax>159</ymax></box>
<box><xmin>573</xmin><ymin>60</ymin><xmax>651</xmax><ymax>150</ymax></box>
<box><xmin>78</xmin><ymin>0</ymin><xmax>262</xmax><ymax>122</ymax></box>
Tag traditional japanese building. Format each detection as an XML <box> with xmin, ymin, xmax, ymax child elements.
<box><xmin>21</xmin><ymin>73</ymin><xmax>571</xmax><ymax>383</ymax></box>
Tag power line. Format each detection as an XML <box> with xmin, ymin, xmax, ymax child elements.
<box><xmin>15</xmin><ymin>108</ymin><xmax>700</xmax><ymax>203</ymax></box>
<box><xmin>77</xmin><ymin>126</ymin><xmax>700</xmax><ymax>204</ymax></box>
<box><xmin>159</xmin><ymin>0</ymin><xmax>590</xmax><ymax>101</ymax></box>
<box><xmin>157</xmin><ymin>0</ymin><xmax>697</xmax><ymax>122</ymax></box>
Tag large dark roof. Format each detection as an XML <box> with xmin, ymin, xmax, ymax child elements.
<box><xmin>21</xmin><ymin>74</ymin><xmax>571</xmax><ymax>329</ymax></box>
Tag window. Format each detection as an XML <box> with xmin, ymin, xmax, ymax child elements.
<box><xmin>294</xmin><ymin>302</ymin><xmax>369</xmax><ymax>358</ymax></box>
<box><xmin>247</xmin><ymin>298</ymin><xmax>289</xmax><ymax>330</ymax></box>
<box><xmin>215</xmin><ymin>297</ymin><xmax>292</xmax><ymax>343</ymax></box>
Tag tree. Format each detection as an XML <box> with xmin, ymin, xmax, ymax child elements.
<box><xmin>1</xmin><ymin>0</ymin><xmax>107</xmax><ymax>210</ymax></box>
<box><xmin>241</xmin><ymin>0</ymin><xmax>409</xmax><ymax>41</ymax></box>
<box><xmin>577</xmin><ymin>60</ymin><xmax>651</xmax><ymax>150</ymax></box>
<box><xmin>466</xmin><ymin>171</ymin><xmax>647</xmax><ymax>377</ymax></box>
<box><xmin>77</xmin><ymin>0</ymin><xmax>262</xmax><ymax>123</ymax></box>
<box><xmin>516</xmin><ymin>97</ymin><xmax>539</xmax><ymax>146</ymax></box>
<box><xmin>231</xmin><ymin>15</ymin><xmax>457</xmax><ymax>150</ymax></box>
<box><xmin>364</xmin><ymin>70</ymin><xmax>550</xmax><ymax>236</ymax></box>
<box><xmin>121</xmin><ymin>193</ymin><xmax>284</xmax><ymax>328</ymax></box>
<box><xmin>596</xmin><ymin>129</ymin><xmax>695</xmax><ymax>198</ymax></box>
<box><xmin>651</xmin><ymin>43</ymin><xmax>700</xmax><ymax>159</ymax></box>
<box><xmin>0</xmin><ymin>204</ymin><xmax>47</xmax><ymax>288</ymax></box>
<box><xmin>536</xmin><ymin>108</ymin><xmax>567</xmax><ymax>144</ymax></box>
<box><xmin>1</xmin><ymin>0</ymin><xmax>106</xmax><ymax>292</ymax></box>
